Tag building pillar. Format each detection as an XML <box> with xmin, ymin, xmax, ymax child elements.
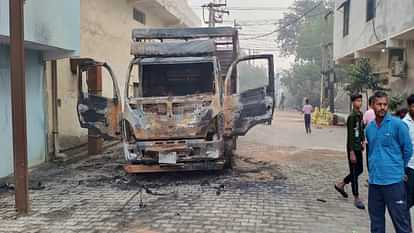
<box><xmin>9</xmin><ymin>0</ymin><xmax>30</xmax><ymax>214</ymax></box>
<box><xmin>87</xmin><ymin>66</ymin><xmax>103</xmax><ymax>155</ymax></box>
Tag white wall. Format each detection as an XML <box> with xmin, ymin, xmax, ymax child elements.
<box><xmin>334</xmin><ymin>0</ymin><xmax>414</xmax><ymax>60</ymax></box>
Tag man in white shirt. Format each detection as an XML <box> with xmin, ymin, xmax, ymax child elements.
<box><xmin>363</xmin><ymin>96</ymin><xmax>376</xmax><ymax>126</ymax></box>
<box><xmin>403</xmin><ymin>94</ymin><xmax>414</xmax><ymax>210</ymax></box>
<box><xmin>363</xmin><ymin>96</ymin><xmax>375</xmax><ymax>171</ymax></box>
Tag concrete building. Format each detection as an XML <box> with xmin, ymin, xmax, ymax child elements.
<box><xmin>0</xmin><ymin>0</ymin><xmax>80</xmax><ymax>178</ymax></box>
<box><xmin>49</xmin><ymin>0</ymin><xmax>201</xmax><ymax>152</ymax></box>
<box><xmin>334</xmin><ymin>0</ymin><xmax>414</xmax><ymax>95</ymax></box>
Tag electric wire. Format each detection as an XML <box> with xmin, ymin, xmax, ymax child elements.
<box><xmin>241</xmin><ymin>2</ymin><xmax>325</xmax><ymax>40</ymax></box>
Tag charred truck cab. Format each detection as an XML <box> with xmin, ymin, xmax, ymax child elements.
<box><xmin>76</xmin><ymin>27</ymin><xmax>275</xmax><ymax>173</ymax></box>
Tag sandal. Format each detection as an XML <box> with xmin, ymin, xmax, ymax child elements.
<box><xmin>354</xmin><ymin>200</ymin><xmax>366</xmax><ymax>210</ymax></box>
<box><xmin>334</xmin><ymin>184</ymin><xmax>349</xmax><ymax>198</ymax></box>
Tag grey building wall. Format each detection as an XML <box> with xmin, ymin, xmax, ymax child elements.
<box><xmin>334</xmin><ymin>0</ymin><xmax>414</xmax><ymax>61</ymax></box>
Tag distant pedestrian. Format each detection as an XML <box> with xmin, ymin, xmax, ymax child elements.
<box><xmin>403</xmin><ymin>95</ymin><xmax>414</xmax><ymax>211</ymax></box>
<box><xmin>279</xmin><ymin>93</ymin><xmax>286</xmax><ymax>111</ymax></box>
<box><xmin>363</xmin><ymin>96</ymin><xmax>376</xmax><ymax>125</ymax></box>
<box><xmin>364</xmin><ymin>95</ymin><xmax>375</xmax><ymax>171</ymax></box>
<box><xmin>302</xmin><ymin>99</ymin><xmax>313</xmax><ymax>134</ymax></box>
<box><xmin>396</xmin><ymin>108</ymin><xmax>408</xmax><ymax>119</ymax></box>
<box><xmin>366</xmin><ymin>91</ymin><xmax>413</xmax><ymax>233</ymax></box>
<box><xmin>335</xmin><ymin>93</ymin><xmax>365</xmax><ymax>210</ymax></box>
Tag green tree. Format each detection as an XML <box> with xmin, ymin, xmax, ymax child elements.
<box><xmin>276</xmin><ymin>0</ymin><xmax>333</xmax><ymax>108</ymax></box>
<box><xmin>277</xmin><ymin>0</ymin><xmax>328</xmax><ymax>58</ymax></box>
<box><xmin>344</xmin><ymin>58</ymin><xmax>387</xmax><ymax>97</ymax></box>
<box><xmin>281</xmin><ymin>63</ymin><xmax>321</xmax><ymax>106</ymax></box>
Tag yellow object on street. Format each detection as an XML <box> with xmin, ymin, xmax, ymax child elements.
<box><xmin>312</xmin><ymin>107</ymin><xmax>333</xmax><ymax>127</ymax></box>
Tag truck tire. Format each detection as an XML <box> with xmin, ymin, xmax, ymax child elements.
<box><xmin>224</xmin><ymin>137</ymin><xmax>235</xmax><ymax>169</ymax></box>
<box><xmin>232</xmin><ymin>136</ymin><xmax>238</xmax><ymax>150</ymax></box>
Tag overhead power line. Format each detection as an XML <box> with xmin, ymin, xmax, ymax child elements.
<box><xmin>241</xmin><ymin>1</ymin><xmax>324</xmax><ymax>40</ymax></box>
<box><xmin>241</xmin><ymin>43</ymin><xmax>322</xmax><ymax>52</ymax></box>
<box><xmin>227</xmin><ymin>7</ymin><xmax>289</xmax><ymax>11</ymax></box>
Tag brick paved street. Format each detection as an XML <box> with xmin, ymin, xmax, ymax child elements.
<box><xmin>0</xmin><ymin>111</ymin><xmax>405</xmax><ymax>233</ymax></box>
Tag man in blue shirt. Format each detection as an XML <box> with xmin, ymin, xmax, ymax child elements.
<box><xmin>366</xmin><ymin>91</ymin><xmax>413</xmax><ymax>233</ymax></box>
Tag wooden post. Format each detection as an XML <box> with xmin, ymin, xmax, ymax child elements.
<box><xmin>9</xmin><ymin>0</ymin><xmax>30</xmax><ymax>214</ymax></box>
<box><xmin>87</xmin><ymin>66</ymin><xmax>103</xmax><ymax>155</ymax></box>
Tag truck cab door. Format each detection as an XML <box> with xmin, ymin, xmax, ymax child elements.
<box><xmin>73</xmin><ymin>59</ymin><xmax>122</xmax><ymax>140</ymax></box>
<box><xmin>223</xmin><ymin>55</ymin><xmax>275</xmax><ymax>136</ymax></box>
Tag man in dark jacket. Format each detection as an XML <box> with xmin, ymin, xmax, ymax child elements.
<box><xmin>335</xmin><ymin>93</ymin><xmax>365</xmax><ymax>209</ymax></box>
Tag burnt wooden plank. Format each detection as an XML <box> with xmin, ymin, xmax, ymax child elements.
<box><xmin>131</xmin><ymin>40</ymin><xmax>216</xmax><ymax>57</ymax></box>
<box><xmin>132</xmin><ymin>27</ymin><xmax>237</xmax><ymax>40</ymax></box>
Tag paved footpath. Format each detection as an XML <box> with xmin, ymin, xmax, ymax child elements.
<box><xmin>0</xmin><ymin>111</ymin><xmax>408</xmax><ymax>232</ymax></box>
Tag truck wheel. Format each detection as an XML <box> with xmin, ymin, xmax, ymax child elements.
<box><xmin>232</xmin><ymin>136</ymin><xmax>238</xmax><ymax>150</ymax></box>
<box><xmin>224</xmin><ymin>138</ymin><xmax>235</xmax><ymax>169</ymax></box>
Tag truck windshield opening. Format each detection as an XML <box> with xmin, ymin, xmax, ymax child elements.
<box><xmin>142</xmin><ymin>63</ymin><xmax>214</xmax><ymax>97</ymax></box>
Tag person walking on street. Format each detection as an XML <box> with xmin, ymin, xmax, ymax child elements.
<box><xmin>403</xmin><ymin>95</ymin><xmax>414</xmax><ymax>211</ymax></box>
<box><xmin>335</xmin><ymin>93</ymin><xmax>365</xmax><ymax>209</ymax></box>
<box><xmin>302</xmin><ymin>98</ymin><xmax>313</xmax><ymax>134</ymax></box>
<box><xmin>366</xmin><ymin>91</ymin><xmax>413</xmax><ymax>233</ymax></box>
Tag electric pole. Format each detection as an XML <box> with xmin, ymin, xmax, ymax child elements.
<box><xmin>202</xmin><ymin>1</ymin><xmax>229</xmax><ymax>27</ymax></box>
<box><xmin>321</xmin><ymin>43</ymin><xmax>335</xmax><ymax>113</ymax></box>
<box><xmin>321</xmin><ymin>11</ymin><xmax>335</xmax><ymax>113</ymax></box>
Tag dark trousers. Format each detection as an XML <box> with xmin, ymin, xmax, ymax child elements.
<box><xmin>304</xmin><ymin>114</ymin><xmax>311</xmax><ymax>134</ymax></box>
<box><xmin>369</xmin><ymin>182</ymin><xmax>411</xmax><ymax>233</ymax></box>
<box><xmin>366</xmin><ymin>144</ymin><xmax>369</xmax><ymax>172</ymax></box>
<box><xmin>406</xmin><ymin>167</ymin><xmax>414</xmax><ymax>209</ymax></box>
<box><xmin>406</xmin><ymin>168</ymin><xmax>414</xmax><ymax>232</ymax></box>
<box><xmin>343</xmin><ymin>150</ymin><xmax>363</xmax><ymax>196</ymax></box>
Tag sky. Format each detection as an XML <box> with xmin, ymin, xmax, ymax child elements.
<box><xmin>190</xmin><ymin>0</ymin><xmax>296</xmax><ymax>70</ymax></box>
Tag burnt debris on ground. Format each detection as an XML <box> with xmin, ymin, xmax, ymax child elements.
<box><xmin>0</xmin><ymin>144</ymin><xmax>287</xmax><ymax>199</ymax></box>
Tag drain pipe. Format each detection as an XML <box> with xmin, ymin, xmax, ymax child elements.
<box><xmin>51</xmin><ymin>60</ymin><xmax>60</xmax><ymax>160</ymax></box>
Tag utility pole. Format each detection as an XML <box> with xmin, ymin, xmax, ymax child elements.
<box><xmin>9</xmin><ymin>0</ymin><xmax>30</xmax><ymax>214</ymax></box>
<box><xmin>202</xmin><ymin>1</ymin><xmax>229</xmax><ymax>28</ymax></box>
<box><xmin>321</xmin><ymin>10</ymin><xmax>335</xmax><ymax>113</ymax></box>
<box><xmin>321</xmin><ymin>43</ymin><xmax>335</xmax><ymax>113</ymax></box>
<box><xmin>327</xmin><ymin>44</ymin><xmax>335</xmax><ymax>113</ymax></box>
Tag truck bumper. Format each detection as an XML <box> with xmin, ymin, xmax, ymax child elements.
<box><xmin>123</xmin><ymin>139</ymin><xmax>224</xmax><ymax>172</ymax></box>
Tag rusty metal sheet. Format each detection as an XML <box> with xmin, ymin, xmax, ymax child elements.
<box><xmin>139</xmin><ymin>56</ymin><xmax>215</xmax><ymax>65</ymax></box>
<box><xmin>227</xmin><ymin>88</ymin><xmax>274</xmax><ymax>136</ymax></box>
<box><xmin>77</xmin><ymin>95</ymin><xmax>121</xmax><ymax>140</ymax></box>
<box><xmin>132</xmin><ymin>27</ymin><xmax>237</xmax><ymax>40</ymax></box>
<box><xmin>124</xmin><ymin>94</ymin><xmax>221</xmax><ymax>140</ymax></box>
<box><xmin>131</xmin><ymin>40</ymin><xmax>216</xmax><ymax>57</ymax></box>
<box><xmin>123</xmin><ymin>160</ymin><xmax>225</xmax><ymax>173</ymax></box>
<box><xmin>223</xmin><ymin>55</ymin><xmax>275</xmax><ymax>136</ymax></box>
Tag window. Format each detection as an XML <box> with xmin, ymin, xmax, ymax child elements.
<box><xmin>343</xmin><ymin>0</ymin><xmax>350</xmax><ymax>37</ymax></box>
<box><xmin>389</xmin><ymin>48</ymin><xmax>404</xmax><ymax>65</ymax></box>
<box><xmin>141</xmin><ymin>63</ymin><xmax>215</xmax><ymax>97</ymax></box>
<box><xmin>133</xmin><ymin>9</ymin><xmax>146</xmax><ymax>24</ymax></box>
<box><xmin>366</xmin><ymin>0</ymin><xmax>376</xmax><ymax>21</ymax></box>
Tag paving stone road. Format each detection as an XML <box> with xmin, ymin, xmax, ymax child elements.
<box><xmin>0</xmin><ymin>111</ymin><xmax>406</xmax><ymax>233</ymax></box>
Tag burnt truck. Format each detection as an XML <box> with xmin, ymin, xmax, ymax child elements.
<box><xmin>76</xmin><ymin>27</ymin><xmax>275</xmax><ymax>173</ymax></box>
